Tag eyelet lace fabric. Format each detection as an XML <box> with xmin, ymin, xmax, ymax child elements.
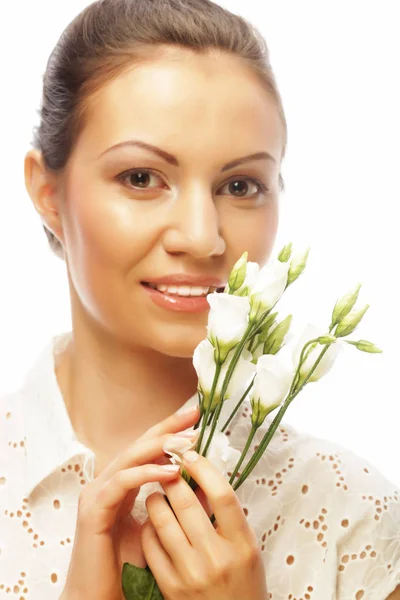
<box><xmin>0</xmin><ymin>332</ymin><xmax>399</xmax><ymax>599</ymax></box>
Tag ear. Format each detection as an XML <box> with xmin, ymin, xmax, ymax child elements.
<box><xmin>24</xmin><ymin>149</ymin><xmax>65</xmax><ymax>247</ymax></box>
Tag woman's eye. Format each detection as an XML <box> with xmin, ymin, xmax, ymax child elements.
<box><xmin>218</xmin><ymin>178</ymin><xmax>269</xmax><ymax>199</ymax></box>
<box><xmin>118</xmin><ymin>169</ymin><xmax>165</xmax><ymax>190</ymax></box>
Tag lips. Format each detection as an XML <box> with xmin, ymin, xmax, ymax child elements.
<box><xmin>141</xmin><ymin>277</ymin><xmax>226</xmax><ymax>314</ymax></box>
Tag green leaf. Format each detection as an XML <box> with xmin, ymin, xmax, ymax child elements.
<box><xmin>122</xmin><ymin>563</ymin><xmax>164</xmax><ymax>600</ymax></box>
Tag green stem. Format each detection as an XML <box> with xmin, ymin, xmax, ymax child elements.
<box><xmin>193</xmin><ymin>393</ymin><xmax>204</xmax><ymax>431</ymax></box>
<box><xmin>196</xmin><ymin>363</ymin><xmax>222</xmax><ymax>454</ymax></box>
<box><xmin>202</xmin><ymin>324</ymin><xmax>254</xmax><ymax>457</ymax></box>
<box><xmin>229</xmin><ymin>424</ymin><xmax>258</xmax><ymax>485</ymax></box>
<box><xmin>221</xmin><ymin>376</ymin><xmax>255</xmax><ymax>433</ymax></box>
<box><xmin>288</xmin><ymin>338</ymin><xmax>319</xmax><ymax>397</ymax></box>
<box><xmin>233</xmin><ymin>344</ymin><xmax>331</xmax><ymax>490</ymax></box>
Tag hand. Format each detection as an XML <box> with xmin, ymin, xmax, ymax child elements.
<box><xmin>142</xmin><ymin>449</ymin><xmax>269</xmax><ymax>600</ymax></box>
<box><xmin>60</xmin><ymin>406</ymin><xmax>200</xmax><ymax>600</ymax></box>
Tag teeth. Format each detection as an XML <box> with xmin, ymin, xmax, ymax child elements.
<box><xmin>149</xmin><ymin>283</ymin><xmax>212</xmax><ymax>296</ymax></box>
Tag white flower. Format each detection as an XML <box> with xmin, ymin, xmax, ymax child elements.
<box><xmin>162</xmin><ymin>428</ymin><xmax>240</xmax><ymax>478</ymax></box>
<box><xmin>292</xmin><ymin>323</ymin><xmax>344</xmax><ymax>383</ymax></box>
<box><xmin>163</xmin><ymin>432</ymin><xmax>200</xmax><ymax>466</ymax></box>
<box><xmin>207</xmin><ymin>292</ymin><xmax>250</xmax><ymax>361</ymax></box>
<box><xmin>193</xmin><ymin>339</ymin><xmax>256</xmax><ymax>411</ymax></box>
<box><xmin>238</xmin><ymin>261</ymin><xmax>260</xmax><ymax>293</ymax></box>
<box><xmin>203</xmin><ymin>429</ymin><xmax>241</xmax><ymax>477</ymax></box>
<box><xmin>249</xmin><ymin>260</ymin><xmax>290</xmax><ymax>321</ymax></box>
<box><xmin>250</xmin><ymin>354</ymin><xmax>294</xmax><ymax>425</ymax></box>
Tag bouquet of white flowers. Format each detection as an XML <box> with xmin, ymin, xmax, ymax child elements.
<box><xmin>122</xmin><ymin>242</ymin><xmax>382</xmax><ymax>599</ymax></box>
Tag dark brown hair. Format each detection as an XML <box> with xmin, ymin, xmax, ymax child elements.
<box><xmin>32</xmin><ymin>0</ymin><xmax>287</xmax><ymax>259</ymax></box>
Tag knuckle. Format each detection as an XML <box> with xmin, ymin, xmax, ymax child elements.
<box><xmin>112</xmin><ymin>470</ymin><xmax>126</xmax><ymax>487</ymax></box>
<box><xmin>77</xmin><ymin>488</ymin><xmax>96</xmax><ymax>517</ymax></box>
<box><xmin>185</xmin><ymin>570</ymin><xmax>207</xmax><ymax>593</ymax></box>
<box><xmin>123</xmin><ymin>445</ymin><xmax>140</xmax><ymax>465</ymax></box>
<box><xmin>242</xmin><ymin>543</ymin><xmax>261</xmax><ymax>567</ymax></box>
<box><xmin>176</xmin><ymin>493</ymin><xmax>195</xmax><ymax>513</ymax></box>
<box><xmin>145</xmin><ymin>491</ymin><xmax>163</xmax><ymax>508</ymax></box>
<box><xmin>215</xmin><ymin>489</ymin><xmax>236</xmax><ymax>508</ymax></box>
<box><xmin>165</xmin><ymin>579</ymin><xmax>185</xmax><ymax>599</ymax></box>
<box><xmin>208</xmin><ymin>558</ymin><xmax>232</xmax><ymax>585</ymax></box>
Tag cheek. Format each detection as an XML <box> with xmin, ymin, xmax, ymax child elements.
<box><xmin>63</xmin><ymin>181</ymin><xmax>156</xmax><ymax>271</ymax></box>
<box><xmin>221</xmin><ymin>200</ymin><xmax>279</xmax><ymax>265</ymax></box>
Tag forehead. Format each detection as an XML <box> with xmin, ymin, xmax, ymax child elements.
<box><xmin>76</xmin><ymin>49</ymin><xmax>284</xmax><ymax>163</ymax></box>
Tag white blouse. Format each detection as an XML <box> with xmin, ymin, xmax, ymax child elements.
<box><xmin>1</xmin><ymin>332</ymin><xmax>399</xmax><ymax>600</ymax></box>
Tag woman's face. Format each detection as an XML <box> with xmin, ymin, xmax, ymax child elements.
<box><xmin>58</xmin><ymin>49</ymin><xmax>284</xmax><ymax>357</ymax></box>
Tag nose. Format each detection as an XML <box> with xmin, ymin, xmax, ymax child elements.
<box><xmin>162</xmin><ymin>186</ymin><xmax>226</xmax><ymax>259</ymax></box>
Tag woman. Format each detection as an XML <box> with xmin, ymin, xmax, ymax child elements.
<box><xmin>1</xmin><ymin>0</ymin><xmax>399</xmax><ymax>598</ymax></box>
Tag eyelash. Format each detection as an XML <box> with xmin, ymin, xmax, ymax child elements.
<box><xmin>116</xmin><ymin>168</ymin><xmax>270</xmax><ymax>198</ymax></box>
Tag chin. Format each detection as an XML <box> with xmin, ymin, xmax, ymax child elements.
<box><xmin>151</xmin><ymin>326</ymin><xmax>207</xmax><ymax>359</ymax></box>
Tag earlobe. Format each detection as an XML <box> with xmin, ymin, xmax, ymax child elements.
<box><xmin>24</xmin><ymin>149</ymin><xmax>65</xmax><ymax>245</ymax></box>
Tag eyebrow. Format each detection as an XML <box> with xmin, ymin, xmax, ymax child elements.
<box><xmin>99</xmin><ymin>140</ymin><xmax>276</xmax><ymax>170</ymax></box>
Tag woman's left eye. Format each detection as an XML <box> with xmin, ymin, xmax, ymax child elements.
<box><xmin>218</xmin><ymin>178</ymin><xmax>269</xmax><ymax>198</ymax></box>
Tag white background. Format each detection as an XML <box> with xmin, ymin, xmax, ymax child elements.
<box><xmin>0</xmin><ymin>1</ymin><xmax>399</xmax><ymax>486</ymax></box>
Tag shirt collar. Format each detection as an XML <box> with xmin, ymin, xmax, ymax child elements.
<box><xmin>21</xmin><ymin>332</ymin><xmax>95</xmax><ymax>499</ymax></box>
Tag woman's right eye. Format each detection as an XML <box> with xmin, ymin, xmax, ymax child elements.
<box><xmin>117</xmin><ymin>168</ymin><xmax>167</xmax><ymax>191</ymax></box>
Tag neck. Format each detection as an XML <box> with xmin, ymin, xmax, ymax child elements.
<box><xmin>55</xmin><ymin>324</ymin><xmax>198</xmax><ymax>460</ymax></box>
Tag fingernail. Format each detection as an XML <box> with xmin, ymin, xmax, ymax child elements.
<box><xmin>183</xmin><ymin>450</ymin><xmax>199</xmax><ymax>463</ymax></box>
<box><xmin>177</xmin><ymin>429</ymin><xmax>198</xmax><ymax>438</ymax></box>
<box><xmin>176</xmin><ymin>405</ymin><xmax>199</xmax><ymax>416</ymax></box>
<box><xmin>161</xmin><ymin>464</ymin><xmax>180</xmax><ymax>473</ymax></box>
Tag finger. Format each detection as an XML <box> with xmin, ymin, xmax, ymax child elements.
<box><xmin>182</xmin><ymin>450</ymin><xmax>252</xmax><ymax>543</ymax></box>
<box><xmin>102</xmin><ymin>424</ymin><xmax>198</xmax><ymax>481</ymax></box>
<box><xmin>146</xmin><ymin>492</ymin><xmax>195</xmax><ymax>565</ymax></box>
<box><xmin>81</xmin><ymin>465</ymin><xmax>180</xmax><ymax>534</ymax></box>
<box><xmin>141</xmin><ymin>519</ymin><xmax>178</xmax><ymax>591</ymax></box>
<box><xmin>160</xmin><ymin>476</ymin><xmax>217</xmax><ymax>553</ymax></box>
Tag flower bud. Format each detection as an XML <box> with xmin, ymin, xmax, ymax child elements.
<box><xmin>237</xmin><ymin>285</ymin><xmax>249</xmax><ymax>297</ymax></box>
<box><xmin>258</xmin><ymin>312</ymin><xmax>278</xmax><ymax>343</ymax></box>
<box><xmin>335</xmin><ymin>304</ymin><xmax>370</xmax><ymax>338</ymax></box>
<box><xmin>234</xmin><ymin>262</ymin><xmax>260</xmax><ymax>297</ymax></box>
<box><xmin>263</xmin><ymin>315</ymin><xmax>293</xmax><ymax>355</ymax></box>
<box><xmin>278</xmin><ymin>242</ymin><xmax>293</xmax><ymax>263</ymax></box>
<box><xmin>287</xmin><ymin>247</ymin><xmax>310</xmax><ymax>286</ymax></box>
<box><xmin>345</xmin><ymin>339</ymin><xmax>383</xmax><ymax>353</ymax></box>
<box><xmin>331</xmin><ymin>283</ymin><xmax>362</xmax><ymax>328</ymax></box>
<box><xmin>228</xmin><ymin>252</ymin><xmax>248</xmax><ymax>293</ymax></box>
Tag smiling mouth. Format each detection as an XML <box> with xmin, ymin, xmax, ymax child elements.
<box><xmin>141</xmin><ymin>282</ymin><xmax>225</xmax><ymax>297</ymax></box>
